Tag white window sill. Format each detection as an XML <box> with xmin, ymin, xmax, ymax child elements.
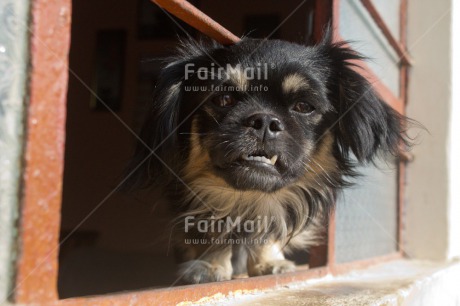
<box><xmin>191</xmin><ymin>259</ymin><xmax>460</xmax><ymax>306</ymax></box>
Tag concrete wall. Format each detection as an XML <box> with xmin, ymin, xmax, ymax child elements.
<box><xmin>0</xmin><ymin>0</ymin><xmax>30</xmax><ymax>302</ymax></box>
<box><xmin>448</xmin><ymin>0</ymin><xmax>460</xmax><ymax>259</ymax></box>
<box><xmin>406</xmin><ymin>0</ymin><xmax>460</xmax><ymax>260</ymax></box>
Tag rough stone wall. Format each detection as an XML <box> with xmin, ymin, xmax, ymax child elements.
<box><xmin>0</xmin><ymin>0</ymin><xmax>29</xmax><ymax>302</ymax></box>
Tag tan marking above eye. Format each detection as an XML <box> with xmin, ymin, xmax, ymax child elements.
<box><xmin>227</xmin><ymin>67</ymin><xmax>248</xmax><ymax>89</ymax></box>
<box><xmin>282</xmin><ymin>74</ymin><xmax>309</xmax><ymax>94</ymax></box>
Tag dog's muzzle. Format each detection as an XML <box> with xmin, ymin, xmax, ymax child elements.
<box><xmin>244</xmin><ymin>113</ymin><xmax>285</xmax><ymax>141</ymax></box>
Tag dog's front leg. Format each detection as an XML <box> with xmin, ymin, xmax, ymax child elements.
<box><xmin>177</xmin><ymin>244</ymin><xmax>233</xmax><ymax>284</ymax></box>
<box><xmin>247</xmin><ymin>241</ymin><xmax>295</xmax><ymax>276</ymax></box>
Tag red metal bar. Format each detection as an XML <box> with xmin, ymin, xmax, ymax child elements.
<box><xmin>307</xmin><ymin>0</ymin><xmax>334</xmax><ymax>266</ymax></box>
<box><xmin>360</xmin><ymin>0</ymin><xmax>412</xmax><ymax>66</ymax></box>
<box><xmin>323</xmin><ymin>0</ymin><xmax>341</xmax><ymax>270</ymax></box>
<box><xmin>57</xmin><ymin>267</ymin><xmax>328</xmax><ymax>306</ymax></box>
<box><xmin>151</xmin><ymin>0</ymin><xmax>240</xmax><ymax>45</ymax></box>
<box><xmin>313</xmin><ymin>0</ymin><xmax>333</xmax><ymax>43</ymax></box>
<box><xmin>327</xmin><ymin>210</ymin><xmax>337</xmax><ymax>266</ymax></box>
<box><xmin>398</xmin><ymin>162</ymin><xmax>406</xmax><ymax>254</ymax></box>
<box><xmin>397</xmin><ymin>0</ymin><xmax>409</xmax><ymax>255</ymax></box>
<box><xmin>331</xmin><ymin>0</ymin><xmax>341</xmax><ymax>41</ymax></box>
<box><xmin>55</xmin><ymin>253</ymin><xmax>402</xmax><ymax>306</ymax></box>
<box><xmin>14</xmin><ymin>0</ymin><xmax>72</xmax><ymax>303</ymax></box>
<box><xmin>399</xmin><ymin>0</ymin><xmax>409</xmax><ymax>102</ymax></box>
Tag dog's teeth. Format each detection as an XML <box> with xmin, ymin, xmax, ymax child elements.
<box><xmin>242</xmin><ymin>155</ymin><xmax>254</xmax><ymax>161</ymax></box>
<box><xmin>242</xmin><ymin>154</ymin><xmax>277</xmax><ymax>165</ymax></box>
<box><xmin>260</xmin><ymin>156</ymin><xmax>270</xmax><ymax>164</ymax></box>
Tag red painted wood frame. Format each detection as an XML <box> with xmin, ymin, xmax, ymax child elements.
<box><xmin>13</xmin><ymin>0</ymin><xmax>409</xmax><ymax>304</ymax></box>
<box><xmin>14</xmin><ymin>0</ymin><xmax>71</xmax><ymax>303</ymax></box>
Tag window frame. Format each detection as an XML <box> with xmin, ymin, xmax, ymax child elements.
<box><xmin>13</xmin><ymin>0</ymin><xmax>409</xmax><ymax>304</ymax></box>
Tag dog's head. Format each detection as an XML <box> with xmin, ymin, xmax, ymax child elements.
<box><xmin>125</xmin><ymin>33</ymin><xmax>409</xmax><ymax>195</ymax></box>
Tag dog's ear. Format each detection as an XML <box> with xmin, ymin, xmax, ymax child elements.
<box><xmin>123</xmin><ymin>60</ymin><xmax>185</xmax><ymax>189</ymax></box>
<box><xmin>319</xmin><ymin>31</ymin><xmax>410</xmax><ymax>162</ymax></box>
<box><xmin>122</xmin><ymin>38</ymin><xmax>223</xmax><ymax>190</ymax></box>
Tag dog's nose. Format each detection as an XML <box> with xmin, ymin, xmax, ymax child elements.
<box><xmin>245</xmin><ymin>113</ymin><xmax>285</xmax><ymax>140</ymax></box>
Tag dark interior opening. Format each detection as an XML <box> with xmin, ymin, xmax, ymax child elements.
<box><xmin>58</xmin><ymin>0</ymin><xmax>324</xmax><ymax>298</ymax></box>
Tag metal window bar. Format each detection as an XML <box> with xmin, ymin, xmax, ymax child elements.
<box><xmin>152</xmin><ymin>0</ymin><xmax>240</xmax><ymax>44</ymax></box>
<box><xmin>360</xmin><ymin>0</ymin><xmax>412</xmax><ymax>66</ymax></box>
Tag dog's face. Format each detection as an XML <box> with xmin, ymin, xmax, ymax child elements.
<box><xmin>182</xmin><ymin>42</ymin><xmax>333</xmax><ymax>192</ymax></box>
<box><xmin>126</xmin><ymin>34</ymin><xmax>408</xmax><ymax>196</ymax></box>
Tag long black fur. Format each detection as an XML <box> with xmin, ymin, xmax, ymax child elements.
<box><xmin>123</xmin><ymin>29</ymin><xmax>412</xmax><ymax>283</ymax></box>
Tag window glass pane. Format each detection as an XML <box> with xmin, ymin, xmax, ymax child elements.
<box><xmin>340</xmin><ymin>0</ymin><xmax>400</xmax><ymax>97</ymax></box>
<box><xmin>372</xmin><ymin>0</ymin><xmax>401</xmax><ymax>41</ymax></box>
<box><xmin>335</xmin><ymin>158</ymin><xmax>398</xmax><ymax>263</ymax></box>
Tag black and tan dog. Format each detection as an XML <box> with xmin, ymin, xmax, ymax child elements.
<box><xmin>124</xmin><ymin>30</ymin><xmax>411</xmax><ymax>284</ymax></box>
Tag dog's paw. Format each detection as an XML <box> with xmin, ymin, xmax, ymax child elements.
<box><xmin>249</xmin><ymin>259</ymin><xmax>296</xmax><ymax>276</ymax></box>
<box><xmin>178</xmin><ymin>260</ymin><xmax>232</xmax><ymax>284</ymax></box>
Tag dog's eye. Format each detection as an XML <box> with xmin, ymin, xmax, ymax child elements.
<box><xmin>212</xmin><ymin>94</ymin><xmax>237</xmax><ymax>108</ymax></box>
<box><xmin>293</xmin><ymin>102</ymin><xmax>315</xmax><ymax>114</ymax></box>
